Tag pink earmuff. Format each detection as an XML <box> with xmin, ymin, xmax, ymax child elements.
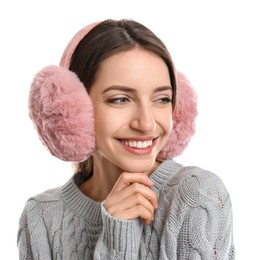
<box><xmin>29</xmin><ymin>65</ymin><xmax>95</xmax><ymax>162</ymax></box>
<box><xmin>29</xmin><ymin>21</ymin><xmax>198</xmax><ymax>162</ymax></box>
<box><xmin>157</xmin><ymin>71</ymin><xmax>197</xmax><ymax>160</ymax></box>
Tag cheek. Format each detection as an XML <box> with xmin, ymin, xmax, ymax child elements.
<box><xmin>168</xmin><ymin>116</ymin><xmax>173</xmax><ymax>132</ymax></box>
<box><xmin>156</xmin><ymin>108</ymin><xmax>173</xmax><ymax>134</ymax></box>
<box><xmin>94</xmin><ymin>115</ymin><xmax>110</xmax><ymax>151</ymax></box>
<box><xmin>94</xmin><ymin>107</ymin><xmax>110</xmax><ymax>137</ymax></box>
<box><xmin>93</xmin><ymin>106</ymin><xmax>124</xmax><ymax>141</ymax></box>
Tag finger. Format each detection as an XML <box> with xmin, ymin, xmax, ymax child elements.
<box><xmin>128</xmin><ymin>183</ymin><xmax>158</xmax><ymax>209</ymax></box>
<box><xmin>106</xmin><ymin>192</ymin><xmax>155</xmax><ymax>218</ymax></box>
<box><xmin>113</xmin><ymin>205</ymin><xmax>154</xmax><ymax>224</ymax></box>
<box><xmin>112</xmin><ymin>172</ymin><xmax>153</xmax><ymax>193</ymax></box>
<box><xmin>105</xmin><ymin>182</ymin><xmax>158</xmax><ymax>209</ymax></box>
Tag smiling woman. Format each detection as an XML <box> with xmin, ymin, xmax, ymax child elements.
<box><xmin>18</xmin><ymin>19</ymin><xmax>235</xmax><ymax>259</ymax></box>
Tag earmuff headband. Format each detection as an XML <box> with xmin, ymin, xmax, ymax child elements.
<box><xmin>60</xmin><ymin>21</ymin><xmax>101</xmax><ymax>68</ymax></box>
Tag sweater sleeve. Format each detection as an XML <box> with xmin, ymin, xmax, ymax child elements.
<box><xmin>17</xmin><ymin>199</ymin><xmax>54</xmax><ymax>260</ymax></box>
<box><xmin>93</xmin><ymin>202</ymin><xmax>144</xmax><ymax>259</ymax></box>
<box><xmin>179</xmin><ymin>169</ymin><xmax>235</xmax><ymax>259</ymax></box>
<box><xmin>17</xmin><ymin>203</ymin><xmax>34</xmax><ymax>260</ymax></box>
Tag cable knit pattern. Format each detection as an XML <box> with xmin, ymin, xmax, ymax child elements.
<box><xmin>17</xmin><ymin>160</ymin><xmax>234</xmax><ymax>259</ymax></box>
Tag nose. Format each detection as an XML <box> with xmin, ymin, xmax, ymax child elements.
<box><xmin>130</xmin><ymin>104</ymin><xmax>156</xmax><ymax>133</ymax></box>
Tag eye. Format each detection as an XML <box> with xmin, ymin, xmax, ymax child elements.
<box><xmin>106</xmin><ymin>97</ymin><xmax>131</xmax><ymax>104</ymax></box>
<box><xmin>155</xmin><ymin>96</ymin><xmax>172</xmax><ymax>104</ymax></box>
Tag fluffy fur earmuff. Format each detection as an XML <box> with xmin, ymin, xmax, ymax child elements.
<box><xmin>29</xmin><ymin>65</ymin><xmax>95</xmax><ymax>162</ymax></box>
<box><xmin>29</xmin><ymin>22</ymin><xmax>100</xmax><ymax>162</ymax></box>
<box><xmin>28</xmin><ymin>21</ymin><xmax>198</xmax><ymax>162</ymax></box>
<box><xmin>157</xmin><ymin>71</ymin><xmax>198</xmax><ymax>160</ymax></box>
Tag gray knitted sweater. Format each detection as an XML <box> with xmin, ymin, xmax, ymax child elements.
<box><xmin>18</xmin><ymin>160</ymin><xmax>234</xmax><ymax>259</ymax></box>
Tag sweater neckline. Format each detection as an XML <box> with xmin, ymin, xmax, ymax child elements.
<box><xmin>150</xmin><ymin>159</ymin><xmax>180</xmax><ymax>195</ymax></box>
<box><xmin>60</xmin><ymin>159</ymin><xmax>180</xmax><ymax>222</ymax></box>
<box><xmin>61</xmin><ymin>176</ymin><xmax>102</xmax><ymax>222</ymax></box>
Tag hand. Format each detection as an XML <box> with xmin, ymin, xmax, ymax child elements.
<box><xmin>104</xmin><ymin>172</ymin><xmax>158</xmax><ymax>225</ymax></box>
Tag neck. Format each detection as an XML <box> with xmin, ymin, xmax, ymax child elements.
<box><xmin>79</xmin><ymin>153</ymin><xmax>123</xmax><ymax>202</ymax></box>
<box><xmin>79</xmin><ymin>152</ymin><xmax>160</xmax><ymax>202</ymax></box>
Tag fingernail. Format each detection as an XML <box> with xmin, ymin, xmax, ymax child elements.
<box><xmin>147</xmin><ymin>178</ymin><xmax>154</xmax><ymax>185</ymax></box>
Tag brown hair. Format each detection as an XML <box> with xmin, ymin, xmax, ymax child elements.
<box><xmin>69</xmin><ymin>19</ymin><xmax>177</xmax><ymax>176</ymax></box>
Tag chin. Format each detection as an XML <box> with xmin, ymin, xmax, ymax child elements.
<box><xmin>118</xmin><ymin>158</ymin><xmax>158</xmax><ymax>174</ymax></box>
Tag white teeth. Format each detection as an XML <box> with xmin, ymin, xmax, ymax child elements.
<box><xmin>122</xmin><ymin>140</ymin><xmax>153</xmax><ymax>149</ymax></box>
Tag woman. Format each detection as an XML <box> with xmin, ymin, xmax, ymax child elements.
<box><xmin>18</xmin><ymin>19</ymin><xmax>234</xmax><ymax>259</ymax></box>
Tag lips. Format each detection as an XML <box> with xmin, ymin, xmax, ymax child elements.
<box><xmin>117</xmin><ymin>137</ymin><xmax>158</xmax><ymax>155</ymax></box>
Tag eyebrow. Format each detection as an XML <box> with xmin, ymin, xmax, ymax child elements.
<box><xmin>102</xmin><ymin>85</ymin><xmax>172</xmax><ymax>94</ymax></box>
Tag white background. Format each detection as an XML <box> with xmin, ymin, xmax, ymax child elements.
<box><xmin>0</xmin><ymin>0</ymin><xmax>253</xmax><ymax>259</ymax></box>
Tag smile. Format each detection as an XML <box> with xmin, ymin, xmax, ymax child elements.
<box><xmin>120</xmin><ymin>140</ymin><xmax>153</xmax><ymax>149</ymax></box>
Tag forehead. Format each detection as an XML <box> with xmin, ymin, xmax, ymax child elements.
<box><xmin>93</xmin><ymin>48</ymin><xmax>171</xmax><ymax>91</ymax></box>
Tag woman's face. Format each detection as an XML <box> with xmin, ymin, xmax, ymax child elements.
<box><xmin>89</xmin><ymin>48</ymin><xmax>173</xmax><ymax>173</ymax></box>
